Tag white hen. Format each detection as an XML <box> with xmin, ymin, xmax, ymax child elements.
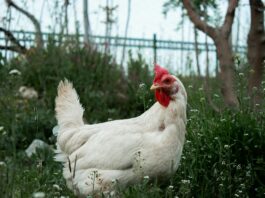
<box><xmin>54</xmin><ymin>65</ymin><xmax>187</xmax><ymax>196</ymax></box>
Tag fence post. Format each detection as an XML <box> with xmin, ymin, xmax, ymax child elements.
<box><xmin>153</xmin><ymin>33</ymin><xmax>157</xmax><ymax>64</ymax></box>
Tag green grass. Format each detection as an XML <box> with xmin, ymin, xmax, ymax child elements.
<box><xmin>0</xmin><ymin>41</ymin><xmax>264</xmax><ymax>197</ymax></box>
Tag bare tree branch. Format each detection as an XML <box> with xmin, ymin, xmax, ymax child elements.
<box><xmin>5</xmin><ymin>0</ymin><xmax>43</xmax><ymax>49</ymax></box>
<box><xmin>221</xmin><ymin>0</ymin><xmax>238</xmax><ymax>38</ymax></box>
<box><xmin>182</xmin><ymin>0</ymin><xmax>217</xmax><ymax>39</ymax></box>
<box><xmin>0</xmin><ymin>27</ymin><xmax>27</xmax><ymax>54</ymax></box>
<box><xmin>0</xmin><ymin>45</ymin><xmax>26</xmax><ymax>54</ymax></box>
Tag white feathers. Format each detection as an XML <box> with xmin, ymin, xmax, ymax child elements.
<box><xmin>54</xmin><ymin>78</ymin><xmax>187</xmax><ymax>196</ymax></box>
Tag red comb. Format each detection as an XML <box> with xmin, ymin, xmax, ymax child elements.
<box><xmin>154</xmin><ymin>64</ymin><xmax>169</xmax><ymax>83</ymax></box>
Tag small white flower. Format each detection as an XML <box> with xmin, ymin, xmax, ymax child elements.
<box><xmin>244</xmin><ymin>133</ymin><xmax>249</xmax><ymax>136</ymax></box>
<box><xmin>200</xmin><ymin>97</ymin><xmax>205</xmax><ymax>102</ymax></box>
<box><xmin>188</xmin><ymin>85</ymin><xmax>193</xmax><ymax>89</ymax></box>
<box><xmin>168</xmin><ymin>185</ymin><xmax>174</xmax><ymax>189</ymax></box>
<box><xmin>53</xmin><ymin>184</ymin><xmax>61</xmax><ymax>190</ymax></box>
<box><xmin>143</xmin><ymin>175</ymin><xmax>149</xmax><ymax>180</ymax></box>
<box><xmin>139</xmin><ymin>83</ymin><xmax>146</xmax><ymax>89</ymax></box>
<box><xmin>239</xmin><ymin>73</ymin><xmax>244</xmax><ymax>77</ymax></box>
<box><xmin>224</xmin><ymin>145</ymin><xmax>230</xmax><ymax>149</ymax></box>
<box><xmin>234</xmin><ymin>193</ymin><xmax>239</xmax><ymax>197</ymax></box>
<box><xmin>186</xmin><ymin>140</ymin><xmax>191</xmax><ymax>144</ymax></box>
<box><xmin>33</xmin><ymin>192</ymin><xmax>45</xmax><ymax>198</ymax></box>
<box><xmin>9</xmin><ymin>69</ymin><xmax>21</xmax><ymax>75</ymax></box>
<box><xmin>214</xmin><ymin>94</ymin><xmax>220</xmax><ymax>98</ymax></box>
<box><xmin>181</xmin><ymin>179</ymin><xmax>190</xmax><ymax>184</ymax></box>
<box><xmin>0</xmin><ymin>161</ymin><xmax>6</xmax><ymax>167</ymax></box>
<box><xmin>0</xmin><ymin>126</ymin><xmax>4</xmax><ymax>131</ymax></box>
<box><xmin>240</xmin><ymin>183</ymin><xmax>246</xmax><ymax>188</ymax></box>
<box><xmin>198</xmin><ymin>87</ymin><xmax>203</xmax><ymax>91</ymax></box>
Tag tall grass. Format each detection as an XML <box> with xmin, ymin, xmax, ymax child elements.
<box><xmin>0</xmin><ymin>38</ymin><xmax>264</xmax><ymax>197</ymax></box>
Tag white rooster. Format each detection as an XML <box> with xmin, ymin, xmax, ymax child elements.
<box><xmin>54</xmin><ymin>65</ymin><xmax>187</xmax><ymax>197</ymax></box>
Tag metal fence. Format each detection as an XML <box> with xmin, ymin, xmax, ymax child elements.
<box><xmin>0</xmin><ymin>30</ymin><xmax>246</xmax><ymax>52</ymax></box>
<box><xmin>0</xmin><ymin>30</ymin><xmax>246</xmax><ymax>75</ymax></box>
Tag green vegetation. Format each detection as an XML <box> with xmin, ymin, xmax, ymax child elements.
<box><xmin>0</xmin><ymin>40</ymin><xmax>264</xmax><ymax>197</ymax></box>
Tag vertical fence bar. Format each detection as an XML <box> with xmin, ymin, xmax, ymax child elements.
<box><xmin>153</xmin><ymin>33</ymin><xmax>157</xmax><ymax>64</ymax></box>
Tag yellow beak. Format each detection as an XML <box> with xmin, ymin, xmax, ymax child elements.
<box><xmin>150</xmin><ymin>84</ymin><xmax>161</xmax><ymax>90</ymax></box>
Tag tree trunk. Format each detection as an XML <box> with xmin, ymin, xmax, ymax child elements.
<box><xmin>247</xmin><ymin>0</ymin><xmax>265</xmax><ymax>106</ymax></box>
<box><xmin>183</xmin><ymin>0</ymin><xmax>239</xmax><ymax>108</ymax></box>
<box><xmin>215</xmin><ymin>35</ymin><xmax>239</xmax><ymax>107</ymax></box>
<box><xmin>120</xmin><ymin>0</ymin><xmax>132</xmax><ymax>67</ymax></box>
<box><xmin>6</xmin><ymin>0</ymin><xmax>43</xmax><ymax>49</ymax></box>
<box><xmin>83</xmin><ymin>0</ymin><xmax>91</xmax><ymax>46</ymax></box>
<box><xmin>193</xmin><ymin>26</ymin><xmax>201</xmax><ymax>76</ymax></box>
<box><xmin>64</xmin><ymin>0</ymin><xmax>69</xmax><ymax>35</ymax></box>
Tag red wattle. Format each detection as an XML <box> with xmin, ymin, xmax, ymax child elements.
<box><xmin>155</xmin><ymin>90</ymin><xmax>170</xmax><ymax>107</ymax></box>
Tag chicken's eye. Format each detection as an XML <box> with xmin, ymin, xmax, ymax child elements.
<box><xmin>163</xmin><ymin>78</ymin><xmax>171</xmax><ymax>84</ymax></box>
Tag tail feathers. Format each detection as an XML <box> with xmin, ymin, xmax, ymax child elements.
<box><xmin>55</xmin><ymin>79</ymin><xmax>84</xmax><ymax>131</ymax></box>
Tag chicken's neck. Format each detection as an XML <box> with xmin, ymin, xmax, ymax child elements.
<box><xmin>140</xmin><ymin>96</ymin><xmax>186</xmax><ymax>131</ymax></box>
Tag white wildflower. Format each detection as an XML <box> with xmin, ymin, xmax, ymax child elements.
<box><xmin>139</xmin><ymin>83</ymin><xmax>146</xmax><ymax>89</ymax></box>
<box><xmin>234</xmin><ymin>193</ymin><xmax>239</xmax><ymax>197</ymax></box>
<box><xmin>0</xmin><ymin>126</ymin><xmax>4</xmax><ymax>131</ymax></box>
<box><xmin>9</xmin><ymin>69</ymin><xmax>21</xmax><ymax>75</ymax></box>
<box><xmin>239</xmin><ymin>73</ymin><xmax>244</xmax><ymax>77</ymax></box>
<box><xmin>214</xmin><ymin>94</ymin><xmax>220</xmax><ymax>98</ymax></box>
<box><xmin>19</xmin><ymin>86</ymin><xmax>38</xmax><ymax>99</ymax></box>
<box><xmin>224</xmin><ymin>145</ymin><xmax>230</xmax><ymax>149</ymax></box>
<box><xmin>33</xmin><ymin>192</ymin><xmax>45</xmax><ymax>198</ymax></box>
<box><xmin>53</xmin><ymin>184</ymin><xmax>61</xmax><ymax>190</ymax></box>
<box><xmin>198</xmin><ymin>87</ymin><xmax>203</xmax><ymax>91</ymax></box>
<box><xmin>168</xmin><ymin>185</ymin><xmax>174</xmax><ymax>189</ymax></box>
<box><xmin>188</xmin><ymin>85</ymin><xmax>193</xmax><ymax>89</ymax></box>
<box><xmin>240</xmin><ymin>183</ymin><xmax>246</xmax><ymax>188</ymax></box>
<box><xmin>143</xmin><ymin>175</ymin><xmax>149</xmax><ymax>180</ymax></box>
<box><xmin>200</xmin><ymin>97</ymin><xmax>205</xmax><ymax>102</ymax></box>
<box><xmin>181</xmin><ymin>179</ymin><xmax>190</xmax><ymax>184</ymax></box>
<box><xmin>244</xmin><ymin>133</ymin><xmax>249</xmax><ymax>136</ymax></box>
<box><xmin>0</xmin><ymin>161</ymin><xmax>6</xmax><ymax>167</ymax></box>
